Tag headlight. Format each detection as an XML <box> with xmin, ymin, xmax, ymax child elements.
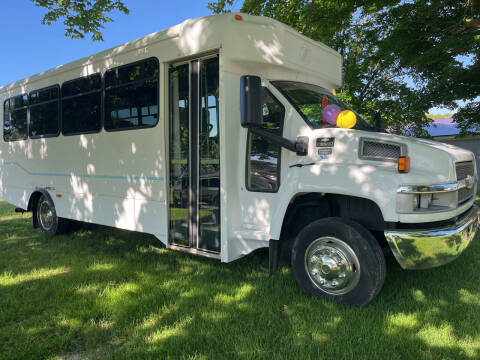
<box><xmin>397</xmin><ymin>161</ymin><xmax>477</xmax><ymax>214</ymax></box>
<box><xmin>396</xmin><ymin>188</ymin><xmax>457</xmax><ymax>214</ymax></box>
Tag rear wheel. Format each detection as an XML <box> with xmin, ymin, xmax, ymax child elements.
<box><xmin>292</xmin><ymin>217</ymin><xmax>386</xmax><ymax>306</ymax></box>
<box><xmin>36</xmin><ymin>195</ymin><xmax>69</xmax><ymax>235</ymax></box>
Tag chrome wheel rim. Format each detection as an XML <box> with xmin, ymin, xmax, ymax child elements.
<box><xmin>304</xmin><ymin>236</ymin><xmax>360</xmax><ymax>295</ymax></box>
<box><xmin>39</xmin><ymin>200</ymin><xmax>54</xmax><ymax>231</ymax></box>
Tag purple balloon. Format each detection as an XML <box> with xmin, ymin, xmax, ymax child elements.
<box><xmin>322</xmin><ymin>104</ymin><xmax>341</xmax><ymax>125</ymax></box>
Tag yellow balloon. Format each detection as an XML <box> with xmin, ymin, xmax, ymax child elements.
<box><xmin>336</xmin><ymin>110</ymin><xmax>357</xmax><ymax>129</ymax></box>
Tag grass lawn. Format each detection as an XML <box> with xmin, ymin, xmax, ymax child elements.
<box><xmin>1</xmin><ymin>190</ymin><xmax>480</xmax><ymax>360</ymax></box>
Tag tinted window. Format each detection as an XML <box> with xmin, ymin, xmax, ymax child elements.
<box><xmin>104</xmin><ymin>58</ymin><xmax>159</xmax><ymax>131</ymax></box>
<box><xmin>62</xmin><ymin>74</ymin><xmax>102</xmax><ymax>97</ymax></box>
<box><xmin>105</xmin><ymin>59</ymin><xmax>158</xmax><ymax>87</ymax></box>
<box><xmin>3</xmin><ymin>95</ymin><xmax>28</xmax><ymax>141</ymax></box>
<box><xmin>246</xmin><ymin>89</ymin><xmax>284</xmax><ymax>192</ymax></box>
<box><xmin>29</xmin><ymin>86</ymin><xmax>60</xmax><ymax>138</ymax></box>
<box><xmin>62</xmin><ymin>73</ymin><xmax>102</xmax><ymax>135</ymax></box>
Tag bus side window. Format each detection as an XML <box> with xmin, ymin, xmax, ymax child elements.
<box><xmin>246</xmin><ymin>88</ymin><xmax>285</xmax><ymax>192</ymax></box>
<box><xmin>62</xmin><ymin>73</ymin><xmax>102</xmax><ymax>135</ymax></box>
<box><xmin>104</xmin><ymin>58</ymin><xmax>159</xmax><ymax>131</ymax></box>
<box><xmin>3</xmin><ymin>95</ymin><xmax>28</xmax><ymax>141</ymax></box>
<box><xmin>29</xmin><ymin>86</ymin><xmax>60</xmax><ymax>138</ymax></box>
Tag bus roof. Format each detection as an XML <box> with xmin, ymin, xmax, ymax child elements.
<box><xmin>0</xmin><ymin>13</ymin><xmax>342</xmax><ymax>93</ymax></box>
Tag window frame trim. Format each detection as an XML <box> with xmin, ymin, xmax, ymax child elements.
<box><xmin>245</xmin><ymin>87</ymin><xmax>285</xmax><ymax>194</ymax></box>
<box><xmin>103</xmin><ymin>57</ymin><xmax>160</xmax><ymax>133</ymax></box>
<box><xmin>28</xmin><ymin>84</ymin><xmax>61</xmax><ymax>139</ymax></box>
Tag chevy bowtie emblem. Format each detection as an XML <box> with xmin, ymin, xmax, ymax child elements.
<box><xmin>465</xmin><ymin>175</ymin><xmax>475</xmax><ymax>190</ymax></box>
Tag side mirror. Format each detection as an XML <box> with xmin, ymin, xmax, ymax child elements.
<box><xmin>240</xmin><ymin>75</ymin><xmax>263</xmax><ymax>128</ymax></box>
<box><xmin>374</xmin><ymin>111</ymin><xmax>382</xmax><ymax>130</ymax></box>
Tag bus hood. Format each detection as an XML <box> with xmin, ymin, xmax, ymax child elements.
<box><xmin>367</xmin><ymin>132</ymin><xmax>477</xmax><ymax>183</ymax></box>
<box><xmin>383</xmin><ymin>133</ymin><xmax>475</xmax><ymax>165</ymax></box>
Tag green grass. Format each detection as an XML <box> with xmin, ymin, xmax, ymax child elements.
<box><xmin>1</xmin><ymin>193</ymin><xmax>480</xmax><ymax>360</ymax></box>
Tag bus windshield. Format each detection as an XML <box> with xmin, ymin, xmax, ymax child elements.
<box><xmin>272</xmin><ymin>81</ymin><xmax>374</xmax><ymax>131</ymax></box>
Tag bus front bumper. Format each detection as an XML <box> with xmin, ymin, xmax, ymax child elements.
<box><xmin>384</xmin><ymin>205</ymin><xmax>479</xmax><ymax>270</ymax></box>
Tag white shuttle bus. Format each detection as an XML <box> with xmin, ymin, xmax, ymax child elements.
<box><xmin>1</xmin><ymin>14</ymin><xmax>478</xmax><ymax>305</ymax></box>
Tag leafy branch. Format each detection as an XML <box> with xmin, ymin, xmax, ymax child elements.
<box><xmin>31</xmin><ymin>0</ymin><xmax>130</xmax><ymax>41</ymax></box>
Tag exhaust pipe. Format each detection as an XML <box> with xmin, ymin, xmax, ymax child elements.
<box><xmin>15</xmin><ymin>208</ymin><xmax>26</xmax><ymax>214</ymax></box>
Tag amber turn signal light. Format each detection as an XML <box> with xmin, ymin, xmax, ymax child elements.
<box><xmin>398</xmin><ymin>156</ymin><xmax>410</xmax><ymax>173</ymax></box>
<box><xmin>234</xmin><ymin>14</ymin><xmax>243</xmax><ymax>21</ymax></box>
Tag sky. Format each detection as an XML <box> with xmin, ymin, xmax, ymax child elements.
<box><xmin>0</xmin><ymin>0</ymin><xmax>240</xmax><ymax>87</ymax></box>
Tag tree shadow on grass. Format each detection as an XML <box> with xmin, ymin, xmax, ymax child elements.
<box><xmin>0</xmin><ymin>206</ymin><xmax>479</xmax><ymax>359</ymax></box>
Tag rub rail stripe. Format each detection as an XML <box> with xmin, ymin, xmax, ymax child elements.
<box><xmin>0</xmin><ymin>161</ymin><xmax>164</xmax><ymax>182</ymax></box>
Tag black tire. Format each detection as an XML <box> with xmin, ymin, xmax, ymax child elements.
<box><xmin>291</xmin><ymin>217</ymin><xmax>386</xmax><ymax>306</ymax></box>
<box><xmin>35</xmin><ymin>195</ymin><xmax>69</xmax><ymax>235</ymax></box>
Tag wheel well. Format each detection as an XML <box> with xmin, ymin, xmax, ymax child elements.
<box><xmin>276</xmin><ymin>192</ymin><xmax>386</xmax><ymax>265</ymax></box>
<box><xmin>28</xmin><ymin>191</ymin><xmax>43</xmax><ymax>228</ymax></box>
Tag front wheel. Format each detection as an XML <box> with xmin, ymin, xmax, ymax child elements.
<box><xmin>291</xmin><ymin>218</ymin><xmax>386</xmax><ymax>306</ymax></box>
<box><xmin>36</xmin><ymin>195</ymin><xmax>69</xmax><ymax>235</ymax></box>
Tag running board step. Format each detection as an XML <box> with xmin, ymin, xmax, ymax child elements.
<box><xmin>168</xmin><ymin>244</ymin><xmax>220</xmax><ymax>260</ymax></box>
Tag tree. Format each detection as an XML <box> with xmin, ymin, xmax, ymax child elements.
<box><xmin>31</xmin><ymin>0</ymin><xmax>129</xmax><ymax>41</ymax></box>
<box><xmin>379</xmin><ymin>0</ymin><xmax>480</xmax><ymax>135</ymax></box>
<box><xmin>208</xmin><ymin>0</ymin><xmax>479</xmax><ymax>136</ymax></box>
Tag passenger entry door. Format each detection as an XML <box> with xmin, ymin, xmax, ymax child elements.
<box><xmin>168</xmin><ymin>56</ymin><xmax>220</xmax><ymax>254</ymax></box>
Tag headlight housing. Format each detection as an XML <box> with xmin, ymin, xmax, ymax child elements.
<box><xmin>397</xmin><ymin>191</ymin><xmax>457</xmax><ymax>213</ymax></box>
<box><xmin>396</xmin><ymin>179</ymin><xmax>476</xmax><ymax>214</ymax></box>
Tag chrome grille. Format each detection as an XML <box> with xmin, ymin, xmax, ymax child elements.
<box><xmin>456</xmin><ymin>161</ymin><xmax>475</xmax><ymax>204</ymax></box>
<box><xmin>456</xmin><ymin>161</ymin><xmax>474</xmax><ymax>180</ymax></box>
<box><xmin>362</xmin><ymin>141</ymin><xmax>401</xmax><ymax>160</ymax></box>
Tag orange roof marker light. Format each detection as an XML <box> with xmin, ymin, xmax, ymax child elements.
<box><xmin>398</xmin><ymin>156</ymin><xmax>410</xmax><ymax>173</ymax></box>
<box><xmin>235</xmin><ymin>14</ymin><xmax>243</xmax><ymax>21</ymax></box>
